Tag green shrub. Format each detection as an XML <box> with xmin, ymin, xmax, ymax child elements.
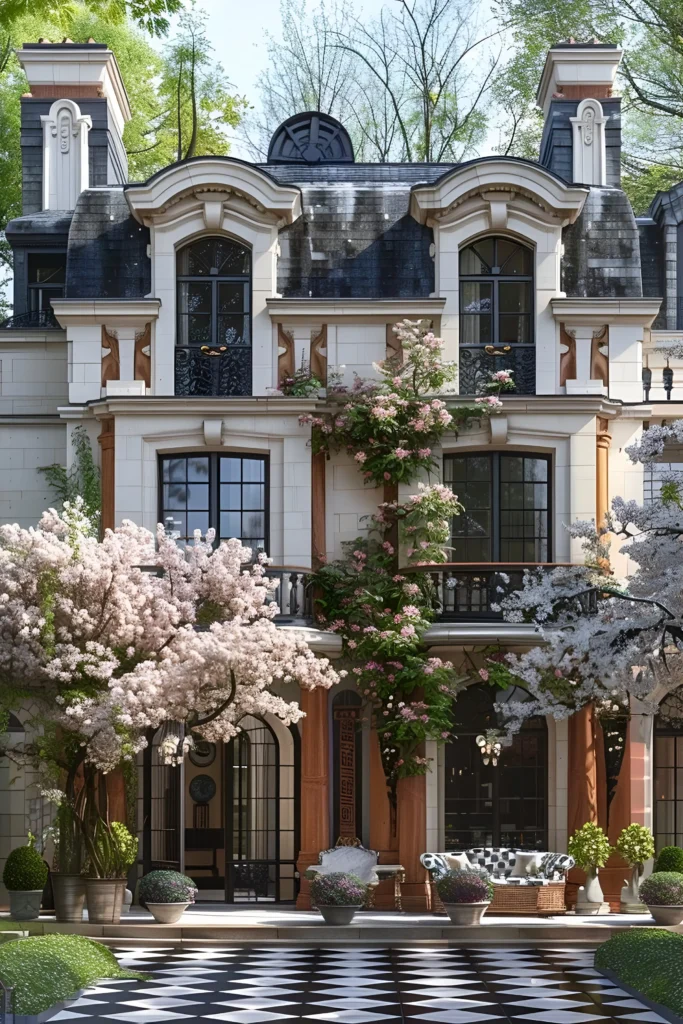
<box><xmin>2</xmin><ymin>836</ymin><xmax>48</xmax><ymax>891</ymax></box>
<box><xmin>568</xmin><ymin>822</ymin><xmax>612</xmax><ymax>869</ymax></box>
<box><xmin>616</xmin><ymin>824</ymin><xmax>655</xmax><ymax>866</ymax></box>
<box><xmin>595</xmin><ymin>929</ymin><xmax>683</xmax><ymax>1016</ymax></box>
<box><xmin>84</xmin><ymin>819</ymin><xmax>138</xmax><ymax>878</ymax></box>
<box><xmin>309</xmin><ymin>872</ymin><xmax>368</xmax><ymax>906</ymax></box>
<box><xmin>0</xmin><ymin>934</ymin><xmax>146</xmax><ymax>1015</ymax></box>
<box><xmin>639</xmin><ymin>872</ymin><xmax>683</xmax><ymax>906</ymax></box>
<box><xmin>436</xmin><ymin>869</ymin><xmax>494</xmax><ymax>904</ymax></box>
<box><xmin>655</xmin><ymin>846</ymin><xmax>683</xmax><ymax>873</ymax></box>
<box><xmin>139</xmin><ymin>870</ymin><xmax>198</xmax><ymax>905</ymax></box>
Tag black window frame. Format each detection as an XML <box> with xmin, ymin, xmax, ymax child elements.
<box><xmin>443</xmin><ymin>450</ymin><xmax>552</xmax><ymax>563</ymax></box>
<box><xmin>27</xmin><ymin>250</ymin><xmax>66</xmax><ymax>313</ymax></box>
<box><xmin>158</xmin><ymin>452</ymin><xmax>269</xmax><ymax>555</ymax></box>
<box><xmin>459</xmin><ymin>235</ymin><xmax>534</xmax><ymax>348</ymax></box>
<box><xmin>654</xmin><ymin>714</ymin><xmax>683</xmax><ymax>851</ymax></box>
<box><xmin>176</xmin><ymin>236</ymin><xmax>251</xmax><ymax>351</ymax></box>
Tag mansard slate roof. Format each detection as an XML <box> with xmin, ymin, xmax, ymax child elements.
<box><xmin>5</xmin><ymin>154</ymin><xmax>650</xmax><ymax>301</ymax></box>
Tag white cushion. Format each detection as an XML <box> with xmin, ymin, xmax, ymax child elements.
<box><xmin>510</xmin><ymin>852</ymin><xmax>544</xmax><ymax>878</ymax></box>
<box><xmin>444</xmin><ymin>852</ymin><xmax>470</xmax><ymax>872</ymax></box>
<box><xmin>318</xmin><ymin>846</ymin><xmax>379</xmax><ymax>883</ymax></box>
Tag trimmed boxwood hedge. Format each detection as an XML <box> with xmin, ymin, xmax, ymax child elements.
<box><xmin>0</xmin><ymin>934</ymin><xmax>146</xmax><ymax>1015</ymax></box>
<box><xmin>595</xmin><ymin>929</ymin><xmax>683</xmax><ymax>1015</ymax></box>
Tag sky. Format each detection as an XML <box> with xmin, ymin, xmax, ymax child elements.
<box><xmin>159</xmin><ymin>0</ymin><xmax>396</xmax><ymax>159</ymax></box>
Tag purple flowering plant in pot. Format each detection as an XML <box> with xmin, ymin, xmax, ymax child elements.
<box><xmin>309</xmin><ymin>871</ymin><xmax>369</xmax><ymax>925</ymax></box>
<box><xmin>436</xmin><ymin>869</ymin><xmax>494</xmax><ymax>926</ymax></box>
<box><xmin>639</xmin><ymin>872</ymin><xmax>683</xmax><ymax>926</ymax></box>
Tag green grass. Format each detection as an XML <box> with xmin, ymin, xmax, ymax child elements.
<box><xmin>595</xmin><ymin>929</ymin><xmax>683</xmax><ymax>1015</ymax></box>
<box><xmin>0</xmin><ymin>934</ymin><xmax>147</xmax><ymax>1015</ymax></box>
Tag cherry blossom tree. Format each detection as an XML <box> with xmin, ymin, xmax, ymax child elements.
<box><xmin>486</xmin><ymin>420</ymin><xmax>683</xmax><ymax>737</ymax></box>
<box><xmin>0</xmin><ymin>500</ymin><xmax>340</xmax><ymax>784</ymax></box>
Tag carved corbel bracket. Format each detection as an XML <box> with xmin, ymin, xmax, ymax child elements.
<box><xmin>482</xmin><ymin>190</ymin><xmax>515</xmax><ymax>232</ymax></box>
<box><xmin>203</xmin><ymin>419</ymin><xmax>223</xmax><ymax>446</ymax></box>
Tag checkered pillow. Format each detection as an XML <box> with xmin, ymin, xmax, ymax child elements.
<box><xmin>466</xmin><ymin>848</ymin><xmax>517</xmax><ymax>879</ymax></box>
<box><xmin>540</xmin><ymin>852</ymin><xmax>575</xmax><ymax>880</ymax></box>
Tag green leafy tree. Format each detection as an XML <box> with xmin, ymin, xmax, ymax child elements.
<box><xmin>0</xmin><ymin>0</ymin><xmax>183</xmax><ymax>37</ymax></box>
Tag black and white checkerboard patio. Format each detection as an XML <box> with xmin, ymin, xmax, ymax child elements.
<box><xmin>50</xmin><ymin>946</ymin><xmax>667</xmax><ymax>1024</ymax></box>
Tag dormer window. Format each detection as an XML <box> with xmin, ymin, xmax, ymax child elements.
<box><xmin>28</xmin><ymin>252</ymin><xmax>65</xmax><ymax>312</ymax></box>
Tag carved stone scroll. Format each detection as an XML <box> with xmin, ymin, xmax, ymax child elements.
<box><xmin>134</xmin><ymin>323</ymin><xmax>151</xmax><ymax>389</ymax></box>
<box><xmin>277</xmin><ymin>324</ymin><xmax>295</xmax><ymax>384</ymax></box>
<box><xmin>101</xmin><ymin>326</ymin><xmax>120</xmax><ymax>388</ymax></box>
<box><xmin>310</xmin><ymin>325</ymin><xmax>327</xmax><ymax>384</ymax></box>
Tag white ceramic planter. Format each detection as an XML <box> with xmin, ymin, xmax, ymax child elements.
<box><xmin>8</xmin><ymin>889</ymin><xmax>43</xmax><ymax>921</ymax></box>
<box><xmin>646</xmin><ymin>904</ymin><xmax>683</xmax><ymax>926</ymax></box>
<box><xmin>318</xmin><ymin>904</ymin><xmax>362</xmax><ymax>925</ymax></box>
<box><xmin>443</xmin><ymin>901</ymin><xmax>490</xmax><ymax>925</ymax></box>
<box><xmin>146</xmin><ymin>902</ymin><xmax>191</xmax><ymax>924</ymax></box>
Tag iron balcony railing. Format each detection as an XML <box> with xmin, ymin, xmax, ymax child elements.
<box><xmin>0</xmin><ymin>309</ymin><xmax>61</xmax><ymax>330</ymax></box>
<box><xmin>643</xmin><ymin>363</ymin><xmax>676</xmax><ymax>401</ymax></box>
<box><xmin>402</xmin><ymin>563</ymin><xmax>594</xmax><ymax>621</ymax></box>
<box><xmin>175</xmin><ymin>343</ymin><xmax>252</xmax><ymax>397</ymax></box>
<box><xmin>265</xmin><ymin>567</ymin><xmax>313</xmax><ymax>622</ymax></box>
<box><xmin>458</xmin><ymin>344</ymin><xmax>536</xmax><ymax>396</ymax></box>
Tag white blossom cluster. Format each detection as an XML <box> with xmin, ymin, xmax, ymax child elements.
<box><xmin>0</xmin><ymin>501</ymin><xmax>341</xmax><ymax>772</ymax></box>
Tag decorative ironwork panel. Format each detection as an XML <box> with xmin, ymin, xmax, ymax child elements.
<box><xmin>175</xmin><ymin>346</ymin><xmax>252</xmax><ymax>397</ymax></box>
<box><xmin>1</xmin><ymin>309</ymin><xmax>60</xmax><ymax>330</ymax></box>
<box><xmin>459</xmin><ymin>345</ymin><xmax>536</xmax><ymax>396</ymax></box>
<box><xmin>335</xmin><ymin>707</ymin><xmax>359</xmax><ymax>838</ymax></box>
<box><xmin>265</xmin><ymin>569</ymin><xmax>313</xmax><ymax>621</ymax></box>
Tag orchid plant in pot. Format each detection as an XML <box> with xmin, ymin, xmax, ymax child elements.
<box><xmin>47</xmin><ymin>795</ymin><xmax>87</xmax><ymax>923</ymax></box>
<box><xmin>435</xmin><ymin>869</ymin><xmax>494</xmax><ymax>926</ymax></box>
<box><xmin>616</xmin><ymin>824</ymin><xmax>655</xmax><ymax>913</ymax></box>
<box><xmin>309</xmin><ymin>872</ymin><xmax>369</xmax><ymax>925</ymax></box>
<box><xmin>83</xmin><ymin>819</ymin><xmax>138</xmax><ymax>924</ymax></box>
<box><xmin>568</xmin><ymin>823</ymin><xmax>612</xmax><ymax>913</ymax></box>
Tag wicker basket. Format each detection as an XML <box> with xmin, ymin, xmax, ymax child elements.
<box><xmin>430</xmin><ymin>879</ymin><xmax>566</xmax><ymax>916</ymax></box>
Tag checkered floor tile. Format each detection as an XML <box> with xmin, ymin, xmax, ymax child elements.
<box><xmin>49</xmin><ymin>946</ymin><xmax>667</xmax><ymax>1024</ymax></box>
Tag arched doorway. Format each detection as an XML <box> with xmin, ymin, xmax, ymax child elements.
<box><xmin>444</xmin><ymin>684</ymin><xmax>547</xmax><ymax>850</ymax></box>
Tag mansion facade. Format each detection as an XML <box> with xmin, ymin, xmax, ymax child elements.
<box><xmin>1</xmin><ymin>37</ymin><xmax>683</xmax><ymax>910</ymax></box>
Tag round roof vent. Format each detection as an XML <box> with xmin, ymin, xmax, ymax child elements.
<box><xmin>267</xmin><ymin>111</ymin><xmax>354</xmax><ymax>164</ymax></box>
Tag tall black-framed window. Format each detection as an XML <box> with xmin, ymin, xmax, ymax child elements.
<box><xmin>159</xmin><ymin>452</ymin><xmax>268</xmax><ymax>552</ymax></box>
<box><xmin>458</xmin><ymin>235</ymin><xmax>536</xmax><ymax>395</ymax></box>
<box><xmin>654</xmin><ymin>694</ymin><xmax>683</xmax><ymax>850</ymax></box>
<box><xmin>443</xmin><ymin>451</ymin><xmax>550</xmax><ymax>563</ymax></box>
<box><xmin>28</xmin><ymin>251</ymin><xmax>66</xmax><ymax>311</ymax></box>
<box><xmin>175</xmin><ymin>236</ymin><xmax>252</xmax><ymax>397</ymax></box>
<box><xmin>445</xmin><ymin>683</ymin><xmax>548</xmax><ymax>850</ymax></box>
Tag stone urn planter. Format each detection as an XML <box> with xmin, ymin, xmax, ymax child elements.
<box><xmin>8</xmin><ymin>890</ymin><xmax>44</xmax><ymax>922</ymax></box>
<box><xmin>317</xmin><ymin>904</ymin><xmax>362</xmax><ymax>926</ymax></box>
<box><xmin>639</xmin><ymin>873</ymin><xmax>683</xmax><ymax>926</ymax></box>
<box><xmin>85</xmin><ymin>877</ymin><xmax>126</xmax><ymax>924</ymax></box>
<box><xmin>146</xmin><ymin>902</ymin><xmax>191</xmax><ymax>924</ymax></box>
<box><xmin>645</xmin><ymin>904</ymin><xmax>683</xmax><ymax>926</ymax></box>
<box><xmin>443</xmin><ymin>900</ymin><xmax>490</xmax><ymax>926</ymax></box>
<box><xmin>52</xmin><ymin>874</ymin><xmax>86</xmax><ymax>922</ymax></box>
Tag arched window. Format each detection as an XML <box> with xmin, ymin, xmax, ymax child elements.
<box><xmin>654</xmin><ymin>692</ymin><xmax>683</xmax><ymax>850</ymax></box>
<box><xmin>175</xmin><ymin>236</ymin><xmax>252</xmax><ymax>397</ymax></box>
<box><xmin>459</xmin><ymin>236</ymin><xmax>535</xmax><ymax>395</ymax></box>
<box><xmin>444</xmin><ymin>684</ymin><xmax>547</xmax><ymax>850</ymax></box>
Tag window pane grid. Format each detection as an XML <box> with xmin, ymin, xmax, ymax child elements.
<box><xmin>459</xmin><ymin>236</ymin><xmax>533</xmax><ymax>350</ymax></box>
<box><xmin>655</xmin><ymin>721</ymin><xmax>683</xmax><ymax>850</ymax></box>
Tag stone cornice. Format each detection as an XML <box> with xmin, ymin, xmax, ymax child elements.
<box><xmin>551</xmin><ymin>296</ymin><xmax>663</xmax><ymax>326</ymax></box>
<box><xmin>267</xmin><ymin>297</ymin><xmax>446</xmax><ymax>320</ymax></box>
<box><xmin>536</xmin><ymin>45</ymin><xmax>623</xmax><ymax>116</ymax></box>
<box><xmin>424</xmin><ymin>622</ymin><xmax>543</xmax><ymax>647</ymax></box>
<box><xmin>0</xmin><ymin>330</ymin><xmax>66</xmax><ymax>343</ymax></box>
<box><xmin>17</xmin><ymin>45</ymin><xmax>131</xmax><ymax>127</ymax></box>
<box><xmin>76</xmin><ymin>396</ymin><xmax>320</xmax><ymax>419</ymax></box>
<box><xmin>51</xmin><ymin>298</ymin><xmax>161</xmax><ymax>328</ymax></box>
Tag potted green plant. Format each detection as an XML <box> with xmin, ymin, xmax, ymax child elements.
<box><xmin>568</xmin><ymin>822</ymin><xmax>612</xmax><ymax>913</ymax></box>
<box><xmin>139</xmin><ymin>870</ymin><xmax>198</xmax><ymax>924</ymax></box>
<box><xmin>435</xmin><ymin>869</ymin><xmax>493</xmax><ymax>926</ymax></box>
<box><xmin>83</xmin><ymin>820</ymin><xmax>138</xmax><ymax>924</ymax></box>
<box><xmin>617</xmin><ymin>823</ymin><xmax>655</xmax><ymax>913</ymax></box>
<box><xmin>309</xmin><ymin>872</ymin><xmax>368</xmax><ymax>925</ymax></box>
<box><xmin>2</xmin><ymin>833</ymin><xmax>49</xmax><ymax>921</ymax></box>
<box><xmin>655</xmin><ymin>846</ymin><xmax>683</xmax><ymax>873</ymax></box>
<box><xmin>51</xmin><ymin>799</ymin><xmax>86</xmax><ymax>922</ymax></box>
<box><xmin>639</xmin><ymin>872</ymin><xmax>683</xmax><ymax>925</ymax></box>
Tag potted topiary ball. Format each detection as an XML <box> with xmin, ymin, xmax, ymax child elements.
<box><xmin>639</xmin><ymin>872</ymin><xmax>683</xmax><ymax>925</ymax></box>
<box><xmin>616</xmin><ymin>823</ymin><xmax>655</xmax><ymax>913</ymax></box>
<box><xmin>309</xmin><ymin>872</ymin><xmax>368</xmax><ymax>925</ymax></box>
<box><xmin>435</xmin><ymin>869</ymin><xmax>493</xmax><ymax>926</ymax></box>
<box><xmin>655</xmin><ymin>846</ymin><xmax>683</xmax><ymax>873</ymax></box>
<box><xmin>139</xmin><ymin>870</ymin><xmax>198</xmax><ymax>924</ymax></box>
<box><xmin>568</xmin><ymin>822</ymin><xmax>612</xmax><ymax>913</ymax></box>
<box><xmin>3</xmin><ymin>833</ymin><xmax>49</xmax><ymax>921</ymax></box>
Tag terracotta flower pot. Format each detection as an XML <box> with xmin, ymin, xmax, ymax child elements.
<box><xmin>146</xmin><ymin>902</ymin><xmax>191</xmax><ymax>924</ymax></box>
<box><xmin>85</xmin><ymin>878</ymin><xmax>126</xmax><ymax>924</ymax></box>
<box><xmin>52</xmin><ymin>873</ymin><xmax>86</xmax><ymax>923</ymax></box>
<box><xmin>318</xmin><ymin>904</ymin><xmax>362</xmax><ymax>925</ymax></box>
<box><xmin>8</xmin><ymin>890</ymin><xmax>43</xmax><ymax>921</ymax></box>
<box><xmin>443</xmin><ymin>901</ymin><xmax>489</xmax><ymax>925</ymax></box>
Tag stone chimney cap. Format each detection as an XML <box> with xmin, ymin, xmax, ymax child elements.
<box><xmin>536</xmin><ymin>43</ymin><xmax>622</xmax><ymax>115</ymax></box>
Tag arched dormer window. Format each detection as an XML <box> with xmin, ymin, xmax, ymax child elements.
<box><xmin>459</xmin><ymin>236</ymin><xmax>535</xmax><ymax>396</ymax></box>
<box><xmin>175</xmin><ymin>236</ymin><xmax>252</xmax><ymax>397</ymax></box>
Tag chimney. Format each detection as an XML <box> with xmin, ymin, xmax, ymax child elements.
<box><xmin>536</xmin><ymin>41</ymin><xmax>622</xmax><ymax>188</ymax></box>
<box><xmin>16</xmin><ymin>41</ymin><xmax>131</xmax><ymax>214</ymax></box>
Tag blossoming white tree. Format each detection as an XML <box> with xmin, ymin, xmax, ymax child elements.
<box><xmin>0</xmin><ymin>501</ymin><xmax>340</xmax><ymax>783</ymax></box>
<box><xmin>490</xmin><ymin>421</ymin><xmax>683</xmax><ymax>735</ymax></box>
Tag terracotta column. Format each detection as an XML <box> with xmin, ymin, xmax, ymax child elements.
<box><xmin>397</xmin><ymin>772</ymin><xmax>429</xmax><ymax>911</ymax></box>
<box><xmin>296</xmin><ymin>686</ymin><xmax>330</xmax><ymax>908</ymax></box>
<box><xmin>566</xmin><ymin>704</ymin><xmax>598</xmax><ymax>905</ymax></box>
<box><xmin>98</xmin><ymin>418</ymin><xmax>115</xmax><ymax>534</ymax></box>
<box><xmin>596</xmin><ymin>417</ymin><xmax>611</xmax><ymax>528</ymax></box>
<box><xmin>369</xmin><ymin>730</ymin><xmax>399</xmax><ymax>908</ymax></box>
